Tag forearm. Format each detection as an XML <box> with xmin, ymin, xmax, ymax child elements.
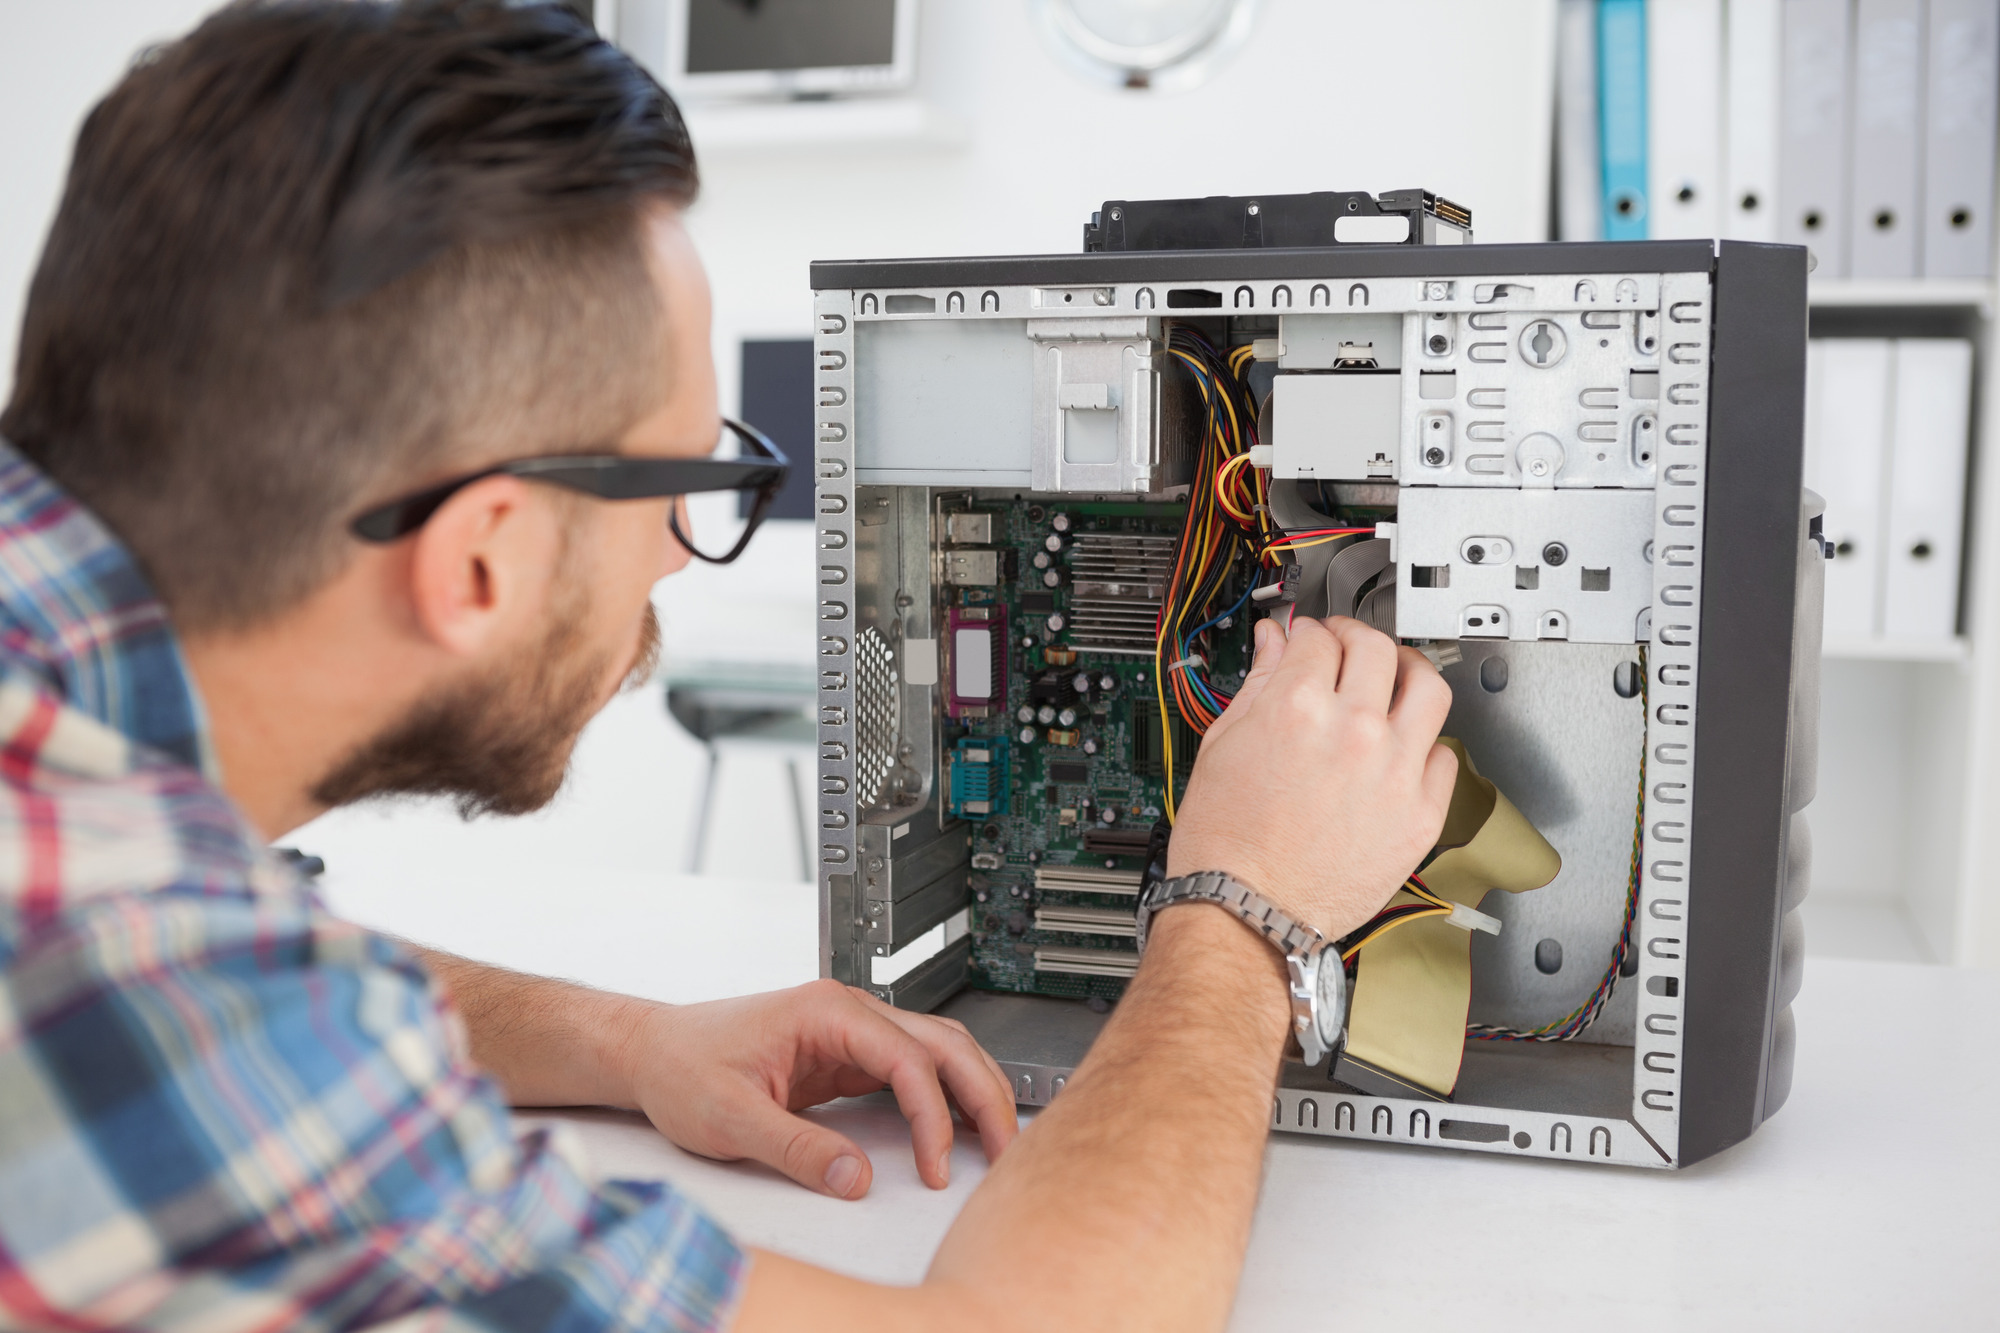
<box><xmin>414</xmin><ymin>947</ymin><xmax>657</xmax><ymax>1109</ymax></box>
<box><xmin>933</xmin><ymin>904</ymin><xmax>1289</xmax><ymax>1330</ymax></box>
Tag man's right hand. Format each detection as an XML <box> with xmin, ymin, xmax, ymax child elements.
<box><xmin>1166</xmin><ymin>613</ymin><xmax>1459</xmax><ymax>944</ymax></box>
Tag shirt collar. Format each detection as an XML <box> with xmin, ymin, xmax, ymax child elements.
<box><xmin>0</xmin><ymin>438</ymin><xmax>215</xmax><ymax>776</ymax></box>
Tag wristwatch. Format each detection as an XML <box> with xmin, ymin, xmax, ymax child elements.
<box><xmin>1134</xmin><ymin>870</ymin><xmax>1347</xmax><ymax>1065</ymax></box>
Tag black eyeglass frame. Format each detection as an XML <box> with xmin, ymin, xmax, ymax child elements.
<box><xmin>349</xmin><ymin>417</ymin><xmax>789</xmax><ymax>565</ymax></box>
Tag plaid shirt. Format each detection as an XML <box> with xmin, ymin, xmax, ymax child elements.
<box><xmin>0</xmin><ymin>442</ymin><xmax>743</xmax><ymax>1331</ymax></box>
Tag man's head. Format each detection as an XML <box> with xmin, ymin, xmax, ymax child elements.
<box><xmin>2</xmin><ymin>0</ymin><xmax>720</xmax><ymax>829</ymax></box>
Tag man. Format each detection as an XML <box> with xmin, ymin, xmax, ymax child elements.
<box><xmin>0</xmin><ymin>3</ymin><xmax>1456</xmax><ymax>1329</ymax></box>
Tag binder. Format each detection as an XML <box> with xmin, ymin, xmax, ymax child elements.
<box><xmin>1806</xmin><ymin>339</ymin><xmax>1893</xmax><ymax>640</ymax></box>
<box><xmin>1779</xmin><ymin>0</ymin><xmax>1855</xmax><ymax>275</ymax></box>
<box><xmin>1599</xmin><ymin>0</ymin><xmax>1650</xmax><ymax>239</ymax></box>
<box><xmin>1882</xmin><ymin>339</ymin><xmax>1974</xmax><ymax>640</ymax></box>
<box><xmin>1649</xmin><ymin>0</ymin><xmax>1725</xmax><ymax>238</ymax></box>
<box><xmin>1850</xmin><ymin>0</ymin><xmax>1926</xmax><ymax>278</ymax></box>
<box><xmin>1557</xmin><ymin>0</ymin><xmax>1603</xmax><ymax>240</ymax></box>
<box><xmin>1725</xmin><ymin>0</ymin><xmax>1784</xmax><ymax>241</ymax></box>
<box><xmin>1923</xmin><ymin>0</ymin><xmax>2000</xmax><ymax>277</ymax></box>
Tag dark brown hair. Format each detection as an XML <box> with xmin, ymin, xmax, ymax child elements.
<box><xmin>1</xmin><ymin>0</ymin><xmax>698</xmax><ymax>630</ymax></box>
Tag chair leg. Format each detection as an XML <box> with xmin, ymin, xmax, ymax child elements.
<box><xmin>785</xmin><ymin>754</ymin><xmax>811</xmax><ymax>883</ymax></box>
<box><xmin>687</xmin><ymin>743</ymin><xmax>721</xmax><ymax>874</ymax></box>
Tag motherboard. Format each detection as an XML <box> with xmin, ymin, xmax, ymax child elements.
<box><xmin>940</xmin><ymin>500</ymin><xmax>1255</xmax><ymax>1001</ymax></box>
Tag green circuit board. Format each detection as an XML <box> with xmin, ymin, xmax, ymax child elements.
<box><xmin>944</xmin><ymin>500</ymin><xmax>1257</xmax><ymax>1000</ymax></box>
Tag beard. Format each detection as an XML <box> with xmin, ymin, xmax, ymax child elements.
<box><xmin>311</xmin><ymin>591</ymin><xmax>662</xmax><ymax>820</ymax></box>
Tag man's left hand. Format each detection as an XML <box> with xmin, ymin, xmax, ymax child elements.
<box><xmin>618</xmin><ymin>979</ymin><xmax>1020</xmax><ymax>1199</ymax></box>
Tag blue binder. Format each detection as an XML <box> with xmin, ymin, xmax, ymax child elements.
<box><xmin>1599</xmin><ymin>0</ymin><xmax>1649</xmax><ymax>239</ymax></box>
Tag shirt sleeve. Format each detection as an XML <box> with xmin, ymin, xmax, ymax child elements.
<box><xmin>0</xmin><ymin>890</ymin><xmax>745</xmax><ymax>1332</ymax></box>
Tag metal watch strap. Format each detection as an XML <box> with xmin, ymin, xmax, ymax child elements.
<box><xmin>1135</xmin><ymin>870</ymin><xmax>1325</xmax><ymax>958</ymax></box>
<box><xmin>1137</xmin><ymin>870</ymin><xmax>1343</xmax><ymax>1065</ymax></box>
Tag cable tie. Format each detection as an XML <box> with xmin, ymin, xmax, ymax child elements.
<box><xmin>1166</xmin><ymin>654</ymin><xmax>1207</xmax><ymax>673</ymax></box>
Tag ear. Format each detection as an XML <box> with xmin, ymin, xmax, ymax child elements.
<box><xmin>403</xmin><ymin>474</ymin><xmax>564</xmax><ymax>656</ymax></box>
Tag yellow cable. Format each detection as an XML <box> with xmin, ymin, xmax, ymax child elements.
<box><xmin>1339</xmin><ymin>907</ymin><xmax>1452</xmax><ymax>963</ymax></box>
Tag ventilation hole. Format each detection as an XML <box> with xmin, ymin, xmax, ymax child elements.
<box><xmin>1535</xmin><ymin>938</ymin><xmax>1564</xmax><ymax>974</ymax></box>
<box><xmin>1613</xmin><ymin>660</ymin><xmax>1641</xmax><ymax>698</ymax></box>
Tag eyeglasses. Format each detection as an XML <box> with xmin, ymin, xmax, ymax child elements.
<box><xmin>349</xmin><ymin>417</ymin><xmax>790</xmax><ymax>565</ymax></box>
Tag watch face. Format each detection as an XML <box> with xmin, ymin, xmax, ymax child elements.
<box><xmin>1314</xmin><ymin>949</ymin><xmax>1347</xmax><ymax>1048</ymax></box>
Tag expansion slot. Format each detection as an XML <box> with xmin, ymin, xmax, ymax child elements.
<box><xmin>1033</xmin><ymin>905</ymin><xmax>1139</xmax><ymax>938</ymax></box>
<box><xmin>1034</xmin><ymin>865</ymin><xmax>1145</xmax><ymax>895</ymax></box>
<box><xmin>1033</xmin><ymin>946</ymin><xmax>1140</xmax><ymax>979</ymax></box>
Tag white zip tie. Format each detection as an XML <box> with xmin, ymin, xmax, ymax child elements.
<box><xmin>1166</xmin><ymin>654</ymin><xmax>1207</xmax><ymax>673</ymax></box>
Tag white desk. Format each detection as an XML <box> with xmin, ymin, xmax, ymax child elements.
<box><xmin>510</xmin><ymin>959</ymin><xmax>1998</xmax><ymax>1331</ymax></box>
<box><xmin>307</xmin><ymin>727</ymin><xmax>2000</xmax><ymax>1329</ymax></box>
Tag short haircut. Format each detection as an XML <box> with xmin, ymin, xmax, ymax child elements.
<box><xmin>1</xmin><ymin>0</ymin><xmax>698</xmax><ymax>631</ymax></box>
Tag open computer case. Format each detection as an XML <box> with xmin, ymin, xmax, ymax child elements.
<box><xmin>809</xmin><ymin>192</ymin><xmax>1817</xmax><ymax>1169</ymax></box>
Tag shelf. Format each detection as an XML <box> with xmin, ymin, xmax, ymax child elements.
<box><xmin>1807</xmin><ymin>277</ymin><xmax>1995</xmax><ymax>310</ymax></box>
<box><xmin>1822</xmin><ymin>636</ymin><xmax>1971</xmax><ymax>663</ymax></box>
<box><xmin>680</xmin><ymin>97</ymin><xmax>968</xmax><ymax>151</ymax></box>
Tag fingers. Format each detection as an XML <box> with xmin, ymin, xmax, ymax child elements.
<box><xmin>1208</xmin><ymin>615</ymin><xmax>1289</xmax><ymax>736</ymax></box>
<box><xmin>1323</xmin><ymin>616</ymin><xmax>1399</xmax><ymax>712</ymax></box>
<box><xmin>1388</xmin><ymin>643</ymin><xmax>1454</xmax><ymax>745</ymax></box>
<box><xmin>726</xmin><ymin>1089</ymin><xmax>879</xmax><ymax>1200</ymax></box>
<box><xmin>857</xmin><ymin>994</ymin><xmax>1020</xmax><ymax>1165</ymax></box>
<box><xmin>1421</xmin><ymin>739</ymin><xmax>1461</xmax><ymax>827</ymax></box>
<box><xmin>807</xmin><ymin>994</ymin><xmax>961</xmax><ymax>1191</ymax></box>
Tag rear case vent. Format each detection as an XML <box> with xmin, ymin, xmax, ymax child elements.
<box><xmin>854</xmin><ymin>625</ymin><xmax>899</xmax><ymax>810</ymax></box>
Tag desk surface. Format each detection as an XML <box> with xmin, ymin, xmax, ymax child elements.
<box><xmin>305</xmin><ymin>775</ymin><xmax>2000</xmax><ymax>1329</ymax></box>
<box><xmin>519</xmin><ymin>957</ymin><xmax>2000</xmax><ymax>1330</ymax></box>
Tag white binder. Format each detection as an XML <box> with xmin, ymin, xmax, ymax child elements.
<box><xmin>1807</xmin><ymin>339</ymin><xmax>1893</xmax><ymax>640</ymax></box>
<box><xmin>1649</xmin><ymin>0</ymin><xmax>1725</xmax><ymax>238</ymax></box>
<box><xmin>1725</xmin><ymin>0</ymin><xmax>1784</xmax><ymax>241</ymax></box>
<box><xmin>1882</xmin><ymin>339</ymin><xmax>1974</xmax><ymax>641</ymax></box>
<box><xmin>1780</xmin><ymin>0</ymin><xmax>1855</xmax><ymax>275</ymax></box>
<box><xmin>1923</xmin><ymin>0</ymin><xmax>2000</xmax><ymax>277</ymax></box>
<box><xmin>1850</xmin><ymin>0</ymin><xmax>1926</xmax><ymax>278</ymax></box>
<box><xmin>1557</xmin><ymin>0</ymin><xmax>1603</xmax><ymax>241</ymax></box>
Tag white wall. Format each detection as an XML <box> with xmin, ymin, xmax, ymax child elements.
<box><xmin>2</xmin><ymin>1</ymin><xmax>1559</xmax><ymax>411</ymax></box>
<box><xmin>0</xmin><ymin>0</ymin><xmax>220</xmax><ymax>392</ymax></box>
<box><xmin>679</xmin><ymin>0</ymin><xmax>1558</xmax><ymax>420</ymax></box>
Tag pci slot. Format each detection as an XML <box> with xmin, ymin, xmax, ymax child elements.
<box><xmin>1033</xmin><ymin>946</ymin><xmax>1140</xmax><ymax>979</ymax></box>
<box><xmin>1033</xmin><ymin>905</ymin><xmax>1138</xmax><ymax>938</ymax></box>
<box><xmin>1034</xmin><ymin>865</ymin><xmax>1145</xmax><ymax>895</ymax></box>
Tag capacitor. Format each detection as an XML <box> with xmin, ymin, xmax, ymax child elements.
<box><xmin>1100</xmin><ymin>807</ymin><xmax>1119</xmax><ymax>825</ymax></box>
<box><xmin>1017</xmin><ymin>705</ymin><xmax>1036</xmax><ymax>724</ymax></box>
<box><xmin>1044</xmin><ymin>533</ymin><xmax>1067</xmax><ymax>554</ymax></box>
<box><xmin>1036</xmin><ymin>705</ymin><xmax>1057</xmax><ymax>725</ymax></box>
<box><xmin>1017</xmin><ymin>726</ymin><xmax>1037</xmax><ymax>744</ymax></box>
<box><xmin>1099</xmin><ymin>673</ymin><xmax>1116</xmax><ymax>693</ymax></box>
<box><xmin>1047</xmin><ymin>728</ymin><xmax>1080</xmax><ymax>746</ymax></box>
<box><xmin>1050</xmin><ymin>512</ymin><xmax>1073</xmax><ymax>533</ymax></box>
<box><xmin>1047</xmin><ymin>612</ymin><xmax>1067</xmax><ymax>633</ymax></box>
<box><xmin>1082</xmin><ymin>737</ymin><xmax>1099</xmax><ymax>755</ymax></box>
<box><xmin>1072</xmin><ymin>671</ymin><xmax>1093</xmax><ymax>695</ymax></box>
<box><xmin>1057</xmin><ymin>707</ymin><xmax>1078</xmax><ymax>727</ymax></box>
<box><xmin>1042</xmin><ymin>569</ymin><xmax>1062</xmax><ymax>589</ymax></box>
<box><xmin>1032</xmin><ymin>550</ymin><xmax>1052</xmax><ymax>570</ymax></box>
